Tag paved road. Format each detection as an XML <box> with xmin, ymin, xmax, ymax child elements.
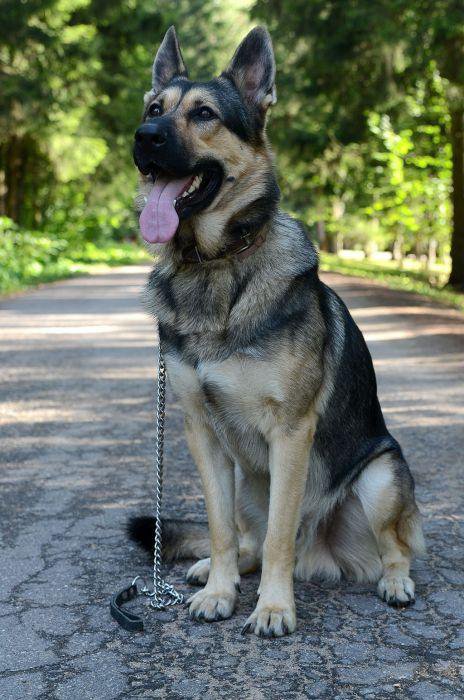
<box><xmin>1</xmin><ymin>266</ymin><xmax>463</xmax><ymax>699</ymax></box>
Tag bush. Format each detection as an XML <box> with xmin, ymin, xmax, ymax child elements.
<box><xmin>0</xmin><ymin>217</ymin><xmax>69</xmax><ymax>290</ymax></box>
<box><xmin>0</xmin><ymin>216</ymin><xmax>148</xmax><ymax>295</ymax></box>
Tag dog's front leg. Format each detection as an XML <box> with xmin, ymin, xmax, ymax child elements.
<box><xmin>242</xmin><ymin>416</ymin><xmax>314</xmax><ymax>637</ymax></box>
<box><xmin>184</xmin><ymin>416</ymin><xmax>239</xmax><ymax>622</ymax></box>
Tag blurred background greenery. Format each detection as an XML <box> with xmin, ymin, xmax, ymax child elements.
<box><xmin>1</xmin><ymin>0</ymin><xmax>464</xmax><ymax>305</ymax></box>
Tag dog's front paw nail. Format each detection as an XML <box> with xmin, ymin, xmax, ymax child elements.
<box><xmin>242</xmin><ymin>602</ymin><xmax>296</xmax><ymax>638</ymax></box>
<box><xmin>378</xmin><ymin>575</ymin><xmax>415</xmax><ymax>608</ymax></box>
<box><xmin>187</xmin><ymin>587</ymin><xmax>237</xmax><ymax>622</ymax></box>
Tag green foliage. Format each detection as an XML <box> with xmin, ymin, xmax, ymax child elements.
<box><xmin>365</xmin><ymin>109</ymin><xmax>451</xmax><ymax>251</ymax></box>
<box><xmin>255</xmin><ymin>0</ymin><xmax>464</xmax><ymax>282</ymax></box>
<box><xmin>320</xmin><ymin>253</ymin><xmax>464</xmax><ymax>312</ymax></box>
<box><xmin>0</xmin><ymin>0</ymin><xmax>252</xmax><ymax>293</ymax></box>
<box><xmin>1</xmin><ymin>0</ymin><xmax>464</xmax><ymax>294</ymax></box>
<box><xmin>0</xmin><ymin>217</ymin><xmax>149</xmax><ymax>295</ymax></box>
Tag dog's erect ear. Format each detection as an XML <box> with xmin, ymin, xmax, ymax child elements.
<box><xmin>152</xmin><ymin>26</ymin><xmax>188</xmax><ymax>93</ymax></box>
<box><xmin>222</xmin><ymin>27</ymin><xmax>276</xmax><ymax>113</ymax></box>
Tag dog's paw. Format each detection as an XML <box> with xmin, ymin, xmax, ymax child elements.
<box><xmin>187</xmin><ymin>586</ymin><xmax>237</xmax><ymax>622</ymax></box>
<box><xmin>241</xmin><ymin>601</ymin><xmax>296</xmax><ymax>638</ymax></box>
<box><xmin>378</xmin><ymin>575</ymin><xmax>415</xmax><ymax>608</ymax></box>
<box><xmin>186</xmin><ymin>558</ymin><xmax>211</xmax><ymax>586</ymax></box>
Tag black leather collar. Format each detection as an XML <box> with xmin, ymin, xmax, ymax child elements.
<box><xmin>180</xmin><ymin>229</ymin><xmax>267</xmax><ymax>264</ymax></box>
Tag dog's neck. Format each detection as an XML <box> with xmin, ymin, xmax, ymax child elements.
<box><xmin>164</xmin><ymin>171</ymin><xmax>280</xmax><ymax>267</ymax></box>
<box><xmin>172</xmin><ymin>207</ymin><xmax>273</xmax><ymax>265</ymax></box>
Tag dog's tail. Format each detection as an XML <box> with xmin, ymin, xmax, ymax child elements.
<box><xmin>127</xmin><ymin>516</ymin><xmax>210</xmax><ymax>561</ymax></box>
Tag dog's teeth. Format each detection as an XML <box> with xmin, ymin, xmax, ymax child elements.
<box><xmin>177</xmin><ymin>174</ymin><xmax>203</xmax><ymax>202</ymax></box>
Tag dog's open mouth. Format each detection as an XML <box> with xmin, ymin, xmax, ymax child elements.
<box><xmin>174</xmin><ymin>168</ymin><xmax>222</xmax><ymax>218</ymax></box>
<box><xmin>139</xmin><ymin>166</ymin><xmax>223</xmax><ymax>244</ymax></box>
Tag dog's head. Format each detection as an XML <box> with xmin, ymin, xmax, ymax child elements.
<box><xmin>134</xmin><ymin>26</ymin><xmax>278</xmax><ymax>251</ymax></box>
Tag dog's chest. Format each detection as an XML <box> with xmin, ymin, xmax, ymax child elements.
<box><xmin>165</xmin><ymin>352</ymin><xmax>285</xmax><ymax>439</ymax></box>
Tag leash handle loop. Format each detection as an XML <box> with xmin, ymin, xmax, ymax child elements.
<box><xmin>110</xmin><ymin>583</ymin><xmax>144</xmax><ymax>632</ymax></box>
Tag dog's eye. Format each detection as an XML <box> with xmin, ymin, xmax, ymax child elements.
<box><xmin>196</xmin><ymin>106</ymin><xmax>216</xmax><ymax>121</ymax></box>
<box><xmin>148</xmin><ymin>103</ymin><xmax>163</xmax><ymax>118</ymax></box>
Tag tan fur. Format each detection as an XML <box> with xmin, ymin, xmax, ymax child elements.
<box><xmin>139</xmin><ymin>84</ymin><xmax>274</xmax><ymax>257</ymax></box>
<box><xmin>244</xmin><ymin>413</ymin><xmax>317</xmax><ymax>635</ymax></box>
<box><xmin>184</xmin><ymin>415</ymin><xmax>240</xmax><ymax>621</ymax></box>
<box><xmin>145</xmin><ymin>85</ymin><xmax>183</xmax><ymax>112</ymax></box>
<box><xmin>134</xmin><ymin>27</ymin><xmax>425</xmax><ymax>637</ymax></box>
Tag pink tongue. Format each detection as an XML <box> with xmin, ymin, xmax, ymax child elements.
<box><xmin>139</xmin><ymin>175</ymin><xmax>192</xmax><ymax>243</ymax></box>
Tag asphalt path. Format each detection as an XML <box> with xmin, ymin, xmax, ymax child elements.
<box><xmin>1</xmin><ymin>265</ymin><xmax>463</xmax><ymax>699</ymax></box>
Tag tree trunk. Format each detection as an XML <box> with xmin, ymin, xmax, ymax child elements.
<box><xmin>448</xmin><ymin>108</ymin><xmax>464</xmax><ymax>289</ymax></box>
<box><xmin>331</xmin><ymin>199</ymin><xmax>345</xmax><ymax>256</ymax></box>
<box><xmin>4</xmin><ymin>136</ymin><xmax>23</xmax><ymax>223</ymax></box>
<box><xmin>316</xmin><ymin>221</ymin><xmax>327</xmax><ymax>250</ymax></box>
<box><xmin>427</xmin><ymin>239</ymin><xmax>437</xmax><ymax>269</ymax></box>
<box><xmin>393</xmin><ymin>235</ymin><xmax>404</xmax><ymax>265</ymax></box>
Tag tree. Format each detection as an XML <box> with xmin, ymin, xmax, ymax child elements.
<box><xmin>417</xmin><ymin>2</ymin><xmax>464</xmax><ymax>288</ymax></box>
<box><xmin>0</xmin><ymin>0</ymin><xmax>252</xmax><ymax>233</ymax></box>
<box><xmin>254</xmin><ymin>0</ymin><xmax>464</xmax><ymax>287</ymax></box>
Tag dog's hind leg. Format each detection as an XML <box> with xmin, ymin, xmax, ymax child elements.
<box><xmin>187</xmin><ymin>546</ymin><xmax>260</xmax><ymax>587</ymax></box>
<box><xmin>187</xmin><ymin>465</ymin><xmax>267</xmax><ymax>585</ymax></box>
<box><xmin>353</xmin><ymin>452</ymin><xmax>425</xmax><ymax>607</ymax></box>
<box><xmin>186</xmin><ymin>541</ymin><xmax>261</xmax><ymax>586</ymax></box>
<box><xmin>236</xmin><ymin>465</ymin><xmax>268</xmax><ymax>574</ymax></box>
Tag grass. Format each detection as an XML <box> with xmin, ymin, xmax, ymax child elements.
<box><xmin>0</xmin><ymin>241</ymin><xmax>151</xmax><ymax>297</ymax></box>
<box><xmin>320</xmin><ymin>253</ymin><xmax>464</xmax><ymax>312</ymax></box>
<box><xmin>2</xmin><ymin>231</ymin><xmax>463</xmax><ymax>314</ymax></box>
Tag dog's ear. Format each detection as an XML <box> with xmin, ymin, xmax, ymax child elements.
<box><xmin>152</xmin><ymin>26</ymin><xmax>188</xmax><ymax>93</ymax></box>
<box><xmin>222</xmin><ymin>27</ymin><xmax>276</xmax><ymax>115</ymax></box>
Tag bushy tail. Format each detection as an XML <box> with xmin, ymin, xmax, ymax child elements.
<box><xmin>127</xmin><ymin>516</ymin><xmax>210</xmax><ymax>561</ymax></box>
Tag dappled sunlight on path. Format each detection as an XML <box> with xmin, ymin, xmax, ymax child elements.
<box><xmin>0</xmin><ymin>267</ymin><xmax>463</xmax><ymax>698</ymax></box>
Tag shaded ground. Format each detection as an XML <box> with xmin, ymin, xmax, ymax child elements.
<box><xmin>1</xmin><ymin>265</ymin><xmax>463</xmax><ymax>699</ymax></box>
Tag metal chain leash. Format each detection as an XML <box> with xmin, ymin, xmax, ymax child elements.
<box><xmin>109</xmin><ymin>331</ymin><xmax>183</xmax><ymax>631</ymax></box>
<box><xmin>150</xmin><ymin>338</ymin><xmax>183</xmax><ymax>608</ymax></box>
<box><xmin>132</xmin><ymin>335</ymin><xmax>183</xmax><ymax>610</ymax></box>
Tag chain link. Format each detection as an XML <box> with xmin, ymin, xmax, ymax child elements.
<box><xmin>139</xmin><ymin>333</ymin><xmax>183</xmax><ymax>610</ymax></box>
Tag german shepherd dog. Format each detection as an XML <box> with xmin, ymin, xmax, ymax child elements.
<box><xmin>130</xmin><ymin>26</ymin><xmax>425</xmax><ymax>637</ymax></box>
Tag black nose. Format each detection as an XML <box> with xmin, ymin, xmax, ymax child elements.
<box><xmin>134</xmin><ymin>123</ymin><xmax>167</xmax><ymax>147</ymax></box>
